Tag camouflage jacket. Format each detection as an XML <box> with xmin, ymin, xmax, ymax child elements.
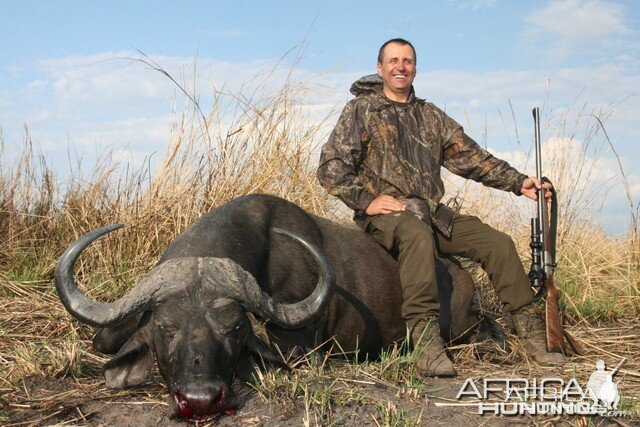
<box><xmin>317</xmin><ymin>74</ymin><xmax>527</xmax><ymax>236</ymax></box>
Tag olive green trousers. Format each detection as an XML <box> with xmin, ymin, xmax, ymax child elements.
<box><xmin>359</xmin><ymin>211</ymin><xmax>533</xmax><ymax>326</ymax></box>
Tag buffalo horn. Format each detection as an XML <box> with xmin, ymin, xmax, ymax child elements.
<box><xmin>202</xmin><ymin>227</ymin><xmax>336</xmax><ymax>329</ymax></box>
<box><xmin>54</xmin><ymin>225</ymin><xmax>200</xmax><ymax>327</ymax></box>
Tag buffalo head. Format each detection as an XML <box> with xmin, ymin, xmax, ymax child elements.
<box><xmin>54</xmin><ymin>224</ymin><xmax>335</xmax><ymax>422</ymax></box>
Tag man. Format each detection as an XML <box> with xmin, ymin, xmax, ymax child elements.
<box><xmin>317</xmin><ymin>38</ymin><xmax>563</xmax><ymax>377</ymax></box>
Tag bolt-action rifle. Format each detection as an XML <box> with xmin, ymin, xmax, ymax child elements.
<box><xmin>529</xmin><ymin>107</ymin><xmax>584</xmax><ymax>356</ymax></box>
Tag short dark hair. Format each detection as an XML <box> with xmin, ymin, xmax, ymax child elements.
<box><xmin>377</xmin><ymin>38</ymin><xmax>417</xmax><ymax>64</ymax></box>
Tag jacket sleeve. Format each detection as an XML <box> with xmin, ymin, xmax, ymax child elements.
<box><xmin>316</xmin><ymin>100</ymin><xmax>376</xmax><ymax>212</ymax></box>
<box><xmin>439</xmin><ymin>110</ymin><xmax>528</xmax><ymax>195</ymax></box>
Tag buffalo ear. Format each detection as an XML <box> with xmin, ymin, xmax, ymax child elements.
<box><xmin>93</xmin><ymin>313</ymin><xmax>145</xmax><ymax>354</ymax></box>
<box><xmin>103</xmin><ymin>326</ymin><xmax>154</xmax><ymax>388</ymax></box>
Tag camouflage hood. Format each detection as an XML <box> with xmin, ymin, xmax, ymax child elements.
<box><xmin>349</xmin><ymin>74</ymin><xmax>384</xmax><ymax>96</ymax></box>
<box><xmin>349</xmin><ymin>74</ymin><xmax>419</xmax><ymax>105</ymax></box>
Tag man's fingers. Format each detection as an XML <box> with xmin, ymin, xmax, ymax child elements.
<box><xmin>377</xmin><ymin>196</ymin><xmax>405</xmax><ymax>210</ymax></box>
<box><xmin>530</xmin><ymin>177</ymin><xmax>542</xmax><ymax>189</ymax></box>
<box><xmin>365</xmin><ymin>195</ymin><xmax>406</xmax><ymax>215</ymax></box>
<box><xmin>381</xmin><ymin>201</ymin><xmax>405</xmax><ymax>210</ymax></box>
<box><xmin>523</xmin><ymin>176</ymin><xmax>555</xmax><ymax>203</ymax></box>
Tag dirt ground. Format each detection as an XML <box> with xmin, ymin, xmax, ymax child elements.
<box><xmin>4</xmin><ymin>329</ymin><xmax>638</xmax><ymax>427</ymax></box>
<box><xmin>3</xmin><ymin>375</ymin><xmax>577</xmax><ymax>427</ymax></box>
<box><xmin>2</xmin><ymin>315</ymin><xmax>638</xmax><ymax>426</ymax></box>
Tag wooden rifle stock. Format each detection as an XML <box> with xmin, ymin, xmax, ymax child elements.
<box><xmin>545</xmin><ymin>278</ymin><xmax>564</xmax><ymax>352</ymax></box>
<box><xmin>540</xmin><ymin>189</ymin><xmax>564</xmax><ymax>353</ymax></box>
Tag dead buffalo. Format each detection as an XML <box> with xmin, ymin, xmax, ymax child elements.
<box><xmin>55</xmin><ymin>194</ymin><xmax>489</xmax><ymax>421</ymax></box>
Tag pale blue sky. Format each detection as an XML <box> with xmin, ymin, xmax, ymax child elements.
<box><xmin>4</xmin><ymin>1</ymin><xmax>636</xmax><ymax>70</ymax></box>
<box><xmin>1</xmin><ymin>0</ymin><xmax>639</xmax><ymax>233</ymax></box>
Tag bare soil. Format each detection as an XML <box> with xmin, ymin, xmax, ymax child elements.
<box><xmin>4</xmin><ymin>348</ymin><xmax>636</xmax><ymax>427</ymax></box>
<box><xmin>2</xmin><ymin>375</ymin><xmax>526</xmax><ymax>426</ymax></box>
<box><xmin>2</xmin><ymin>317</ymin><xmax>638</xmax><ymax>426</ymax></box>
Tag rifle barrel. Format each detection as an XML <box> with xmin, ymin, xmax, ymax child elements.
<box><xmin>532</xmin><ymin>107</ymin><xmax>547</xmax><ymax>273</ymax></box>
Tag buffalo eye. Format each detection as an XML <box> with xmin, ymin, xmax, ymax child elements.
<box><xmin>222</xmin><ymin>320</ymin><xmax>246</xmax><ymax>336</ymax></box>
<box><xmin>157</xmin><ymin>323</ymin><xmax>178</xmax><ymax>336</ymax></box>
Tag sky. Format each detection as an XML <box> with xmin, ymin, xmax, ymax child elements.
<box><xmin>1</xmin><ymin>0</ymin><xmax>638</xmax><ymax>234</ymax></box>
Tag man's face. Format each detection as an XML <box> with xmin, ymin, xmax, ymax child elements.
<box><xmin>376</xmin><ymin>43</ymin><xmax>416</xmax><ymax>102</ymax></box>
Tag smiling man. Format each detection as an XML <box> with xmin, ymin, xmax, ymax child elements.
<box><xmin>317</xmin><ymin>38</ymin><xmax>562</xmax><ymax>377</ymax></box>
<box><xmin>376</xmin><ymin>40</ymin><xmax>416</xmax><ymax>102</ymax></box>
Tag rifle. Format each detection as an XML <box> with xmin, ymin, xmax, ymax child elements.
<box><xmin>529</xmin><ymin>107</ymin><xmax>584</xmax><ymax>355</ymax></box>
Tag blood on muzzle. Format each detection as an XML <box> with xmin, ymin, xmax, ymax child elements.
<box><xmin>172</xmin><ymin>385</ymin><xmax>236</xmax><ymax>420</ymax></box>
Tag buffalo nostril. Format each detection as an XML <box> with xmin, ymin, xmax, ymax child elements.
<box><xmin>172</xmin><ymin>389</ymin><xmax>195</xmax><ymax>419</ymax></box>
<box><xmin>213</xmin><ymin>387</ymin><xmax>227</xmax><ymax>408</ymax></box>
<box><xmin>194</xmin><ymin>357</ymin><xmax>202</xmax><ymax>366</ymax></box>
<box><xmin>171</xmin><ymin>386</ymin><xmax>236</xmax><ymax>420</ymax></box>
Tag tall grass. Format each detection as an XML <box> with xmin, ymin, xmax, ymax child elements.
<box><xmin>0</xmin><ymin>57</ymin><xmax>637</xmax><ymax>336</ymax></box>
<box><xmin>0</xmin><ymin>60</ymin><xmax>337</xmax><ymax>299</ymax></box>
<box><xmin>442</xmin><ymin>100</ymin><xmax>639</xmax><ymax>323</ymax></box>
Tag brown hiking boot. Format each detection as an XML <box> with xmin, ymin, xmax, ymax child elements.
<box><xmin>512</xmin><ymin>304</ymin><xmax>564</xmax><ymax>366</ymax></box>
<box><xmin>411</xmin><ymin>317</ymin><xmax>457</xmax><ymax>377</ymax></box>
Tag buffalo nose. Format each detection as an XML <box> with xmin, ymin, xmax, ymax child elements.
<box><xmin>171</xmin><ymin>385</ymin><xmax>236</xmax><ymax>420</ymax></box>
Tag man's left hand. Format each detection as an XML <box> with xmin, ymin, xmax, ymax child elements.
<box><xmin>520</xmin><ymin>177</ymin><xmax>553</xmax><ymax>202</ymax></box>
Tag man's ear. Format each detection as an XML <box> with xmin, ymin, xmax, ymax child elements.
<box><xmin>376</xmin><ymin>62</ymin><xmax>382</xmax><ymax>77</ymax></box>
<box><xmin>103</xmin><ymin>325</ymin><xmax>154</xmax><ymax>388</ymax></box>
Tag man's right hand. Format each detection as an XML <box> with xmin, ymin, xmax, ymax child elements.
<box><xmin>365</xmin><ymin>195</ymin><xmax>406</xmax><ymax>215</ymax></box>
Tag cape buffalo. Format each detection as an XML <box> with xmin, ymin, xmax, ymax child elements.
<box><xmin>55</xmin><ymin>194</ymin><xmax>489</xmax><ymax>421</ymax></box>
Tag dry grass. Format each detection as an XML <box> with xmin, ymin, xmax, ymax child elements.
<box><xmin>0</xmin><ymin>60</ymin><xmax>638</xmax><ymax>425</ymax></box>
